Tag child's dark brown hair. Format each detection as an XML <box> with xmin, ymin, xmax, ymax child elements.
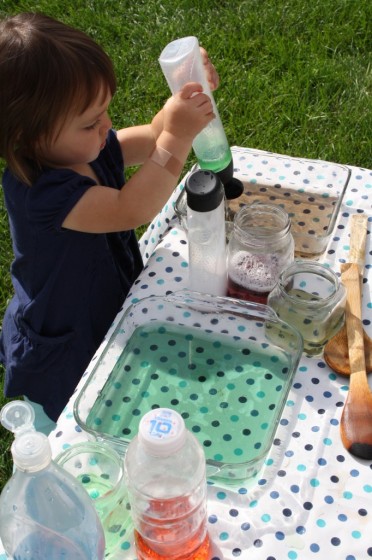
<box><xmin>0</xmin><ymin>12</ymin><xmax>117</xmax><ymax>185</ymax></box>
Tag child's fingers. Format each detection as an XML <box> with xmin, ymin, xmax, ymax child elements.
<box><xmin>178</xmin><ymin>82</ymin><xmax>214</xmax><ymax>114</ymax></box>
<box><xmin>193</xmin><ymin>94</ymin><xmax>215</xmax><ymax>116</ymax></box>
<box><xmin>200</xmin><ymin>47</ymin><xmax>220</xmax><ymax>91</ymax></box>
<box><xmin>178</xmin><ymin>81</ymin><xmax>203</xmax><ymax>99</ymax></box>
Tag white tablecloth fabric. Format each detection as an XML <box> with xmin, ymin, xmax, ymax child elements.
<box><xmin>1</xmin><ymin>147</ymin><xmax>371</xmax><ymax>560</ymax></box>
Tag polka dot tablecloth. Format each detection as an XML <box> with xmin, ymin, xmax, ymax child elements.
<box><xmin>1</xmin><ymin>147</ymin><xmax>371</xmax><ymax>560</ymax></box>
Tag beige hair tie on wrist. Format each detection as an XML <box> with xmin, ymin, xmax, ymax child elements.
<box><xmin>149</xmin><ymin>145</ymin><xmax>183</xmax><ymax>177</ymax></box>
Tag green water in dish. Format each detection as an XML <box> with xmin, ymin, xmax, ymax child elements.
<box><xmin>87</xmin><ymin>323</ymin><xmax>293</xmax><ymax>465</ymax></box>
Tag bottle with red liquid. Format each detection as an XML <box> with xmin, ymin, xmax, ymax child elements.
<box><xmin>227</xmin><ymin>203</ymin><xmax>294</xmax><ymax>304</ymax></box>
<box><xmin>124</xmin><ymin>408</ymin><xmax>210</xmax><ymax>560</ymax></box>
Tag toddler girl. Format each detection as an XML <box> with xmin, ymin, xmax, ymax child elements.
<box><xmin>0</xmin><ymin>12</ymin><xmax>218</xmax><ymax>432</ymax></box>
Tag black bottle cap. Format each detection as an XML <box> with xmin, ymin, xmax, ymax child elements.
<box><xmin>215</xmin><ymin>157</ymin><xmax>234</xmax><ymax>186</ymax></box>
<box><xmin>223</xmin><ymin>177</ymin><xmax>244</xmax><ymax>200</ymax></box>
<box><xmin>185</xmin><ymin>170</ymin><xmax>224</xmax><ymax>212</ymax></box>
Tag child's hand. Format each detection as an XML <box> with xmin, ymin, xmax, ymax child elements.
<box><xmin>200</xmin><ymin>47</ymin><xmax>219</xmax><ymax>91</ymax></box>
<box><xmin>163</xmin><ymin>82</ymin><xmax>215</xmax><ymax>142</ymax></box>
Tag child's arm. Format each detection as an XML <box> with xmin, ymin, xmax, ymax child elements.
<box><xmin>62</xmin><ymin>82</ymin><xmax>214</xmax><ymax>233</ymax></box>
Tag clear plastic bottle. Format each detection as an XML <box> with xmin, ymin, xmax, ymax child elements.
<box><xmin>159</xmin><ymin>36</ymin><xmax>233</xmax><ymax>182</ymax></box>
<box><xmin>186</xmin><ymin>169</ymin><xmax>227</xmax><ymax>296</ymax></box>
<box><xmin>124</xmin><ymin>408</ymin><xmax>210</xmax><ymax>560</ymax></box>
<box><xmin>0</xmin><ymin>400</ymin><xmax>105</xmax><ymax>560</ymax></box>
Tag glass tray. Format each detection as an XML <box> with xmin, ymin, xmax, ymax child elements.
<box><xmin>74</xmin><ymin>292</ymin><xmax>303</xmax><ymax>484</ymax></box>
<box><xmin>175</xmin><ymin>147</ymin><xmax>351</xmax><ymax>259</ymax></box>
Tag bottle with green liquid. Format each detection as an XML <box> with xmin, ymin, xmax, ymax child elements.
<box><xmin>159</xmin><ymin>36</ymin><xmax>234</xmax><ymax>187</ymax></box>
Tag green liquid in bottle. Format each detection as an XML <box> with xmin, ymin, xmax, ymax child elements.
<box><xmin>197</xmin><ymin>147</ymin><xmax>232</xmax><ymax>174</ymax></box>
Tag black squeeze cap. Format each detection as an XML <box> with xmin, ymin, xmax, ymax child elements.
<box><xmin>185</xmin><ymin>170</ymin><xmax>224</xmax><ymax>212</ymax></box>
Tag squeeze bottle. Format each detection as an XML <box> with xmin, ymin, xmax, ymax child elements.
<box><xmin>159</xmin><ymin>36</ymin><xmax>234</xmax><ymax>185</ymax></box>
<box><xmin>0</xmin><ymin>400</ymin><xmax>105</xmax><ymax>560</ymax></box>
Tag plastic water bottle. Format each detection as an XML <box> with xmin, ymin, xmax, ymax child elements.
<box><xmin>186</xmin><ymin>169</ymin><xmax>227</xmax><ymax>296</ymax></box>
<box><xmin>159</xmin><ymin>36</ymin><xmax>233</xmax><ymax>184</ymax></box>
<box><xmin>0</xmin><ymin>400</ymin><xmax>105</xmax><ymax>559</ymax></box>
<box><xmin>124</xmin><ymin>408</ymin><xmax>210</xmax><ymax>560</ymax></box>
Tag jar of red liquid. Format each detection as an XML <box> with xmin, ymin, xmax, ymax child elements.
<box><xmin>124</xmin><ymin>408</ymin><xmax>210</xmax><ymax>560</ymax></box>
<box><xmin>227</xmin><ymin>203</ymin><xmax>294</xmax><ymax>304</ymax></box>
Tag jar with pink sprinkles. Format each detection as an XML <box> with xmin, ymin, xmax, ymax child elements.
<box><xmin>227</xmin><ymin>203</ymin><xmax>294</xmax><ymax>304</ymax></box>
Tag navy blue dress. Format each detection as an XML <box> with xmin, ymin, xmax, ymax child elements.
<box><xmin>0</xmin><ymin>130</ymin><xmax>143</xmax><ymax>421</ymax></box>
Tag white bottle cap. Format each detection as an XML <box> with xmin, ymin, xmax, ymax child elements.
<box><xmin>0</xmin><ymin>400</ymin><xmax>35</xmax><ymax>436</ymax></box>
<box><xmin>11</xmin><ymin>431</ymin><xmax>52</xmax><ymax>472</ymax></box>
<box><xmin>138</xmin><ymin>408</ymin><xmax>186</xmax><ymax>457</ymax></box>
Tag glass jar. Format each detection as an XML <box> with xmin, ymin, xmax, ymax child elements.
<box><xmin>267</xmin><ymin>261</ymin><xmax>346</xmax><ymax>357</ymax></box>
<box><xmin>55</xmin><ymin>441</ymin><xmax>132</xmax><ymax>557</ymax></box>
<box><xmin>227</xmin><ymin>203</ymin><xmax>294</xmax><ymax>304</ymax></box>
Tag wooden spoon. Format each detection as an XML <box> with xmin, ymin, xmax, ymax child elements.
<box><xmin>323</xmin><ymin>328</ymin><xmax>372</xmax><ymax>375</ymax></box>
<box><xmin>339</xmin><ymin>262</ymin><xmax>372</xmax><ymax>459</ymax></box>
<box><xmin>323</xmin><ymin>214</ymin><xmax>371</xmax><ymax>375</ymax></box>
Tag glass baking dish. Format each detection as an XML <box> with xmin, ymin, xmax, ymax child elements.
<box><xmin>74</xmin><ymin>291</ymin><xmax>303</xmax><ymax>484</ymax></box>
<box><xmin>175</xmin><ymin>147</ymin><xmax>351</xmax><ymax>259</ymax></box>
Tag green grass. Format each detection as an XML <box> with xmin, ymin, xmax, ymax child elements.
<box><xmin>0</xmin><ymin>0</ymin><xmax>371</xmax><ymax>490</ymax></box>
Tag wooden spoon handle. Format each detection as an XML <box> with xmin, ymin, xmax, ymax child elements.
<box><xmin>340</xmin><ymin>262</ymin><xmax>372</xmax><ymax>459</ymax></box>
<box><xmin>349</xmin><ymin>214</ymin><xmax>368</xmax><ymax>276</ymax></box>
<box><xmin>341</xmin><ymin>262</ymin><xmax>367</xmax><ymax>377</ymax></box>
<box><xmin>323</xmin><ymin>214</ymin><xmax>370</xmax><ymax>376</ymax></box>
